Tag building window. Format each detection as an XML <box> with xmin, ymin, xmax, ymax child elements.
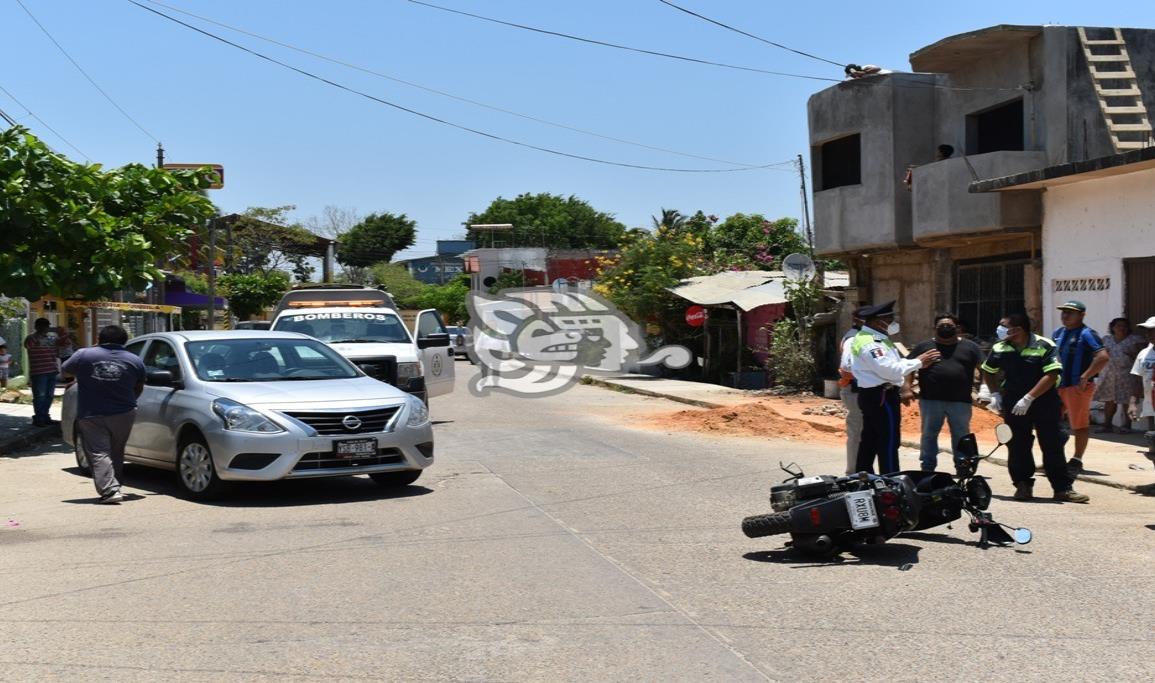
<box><xmin>966</xmin><ymin>99</ymin><xmax>1024</xmax><ymax>155</ymax></box>
<box><xmin>817</xmin><ymin>134</ymin><xmax>861</xmax><ymax>190</ymax></box>
<box><xmin>955</xmin><ymin>260</ymin><xmax>1027</xmax><ymax>341</ymax></box>
<box><xmin>1125</xmin><ymin>257</ymin><xmax>1155</xmax><ymax>323</ymax></box>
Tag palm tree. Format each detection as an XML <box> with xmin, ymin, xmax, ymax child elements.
<box><xmin>651</xmin><ymin>207</ymin><xmax>686</xmax><ymax>232</ymax></box>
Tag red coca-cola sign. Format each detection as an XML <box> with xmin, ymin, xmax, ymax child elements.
<box><xmin>685</xmin><ymin>305</ymin><xmax>706</xmax><ymax>327</ymax></box>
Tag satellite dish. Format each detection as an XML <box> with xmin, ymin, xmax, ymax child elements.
<box><xmin>782</xmin><ymin>253</ymin><xmax>816</xmax><ymax>282</ymax></box>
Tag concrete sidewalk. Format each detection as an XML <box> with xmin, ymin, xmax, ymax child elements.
<box><xmin>589</xmin><ymin>374</ymin><xmax>1155</xmax><ymax>494</ymax></box>
<box><xmin>0</xmin><ymin>393</ymin><xmax>63</xmax><ymax>457</ymax></box>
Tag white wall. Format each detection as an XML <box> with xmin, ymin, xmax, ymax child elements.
<box><xmin>1041</xmin><ymin>166</ymin><xmax>1155</xmax><ymax>334</ymax></box>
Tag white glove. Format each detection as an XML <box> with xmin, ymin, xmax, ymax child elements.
<box><xmin>977</xmin><ymin>383</ymin><xmax>992</xmax><ymax>402</ymax></box>
<box><xmin>987</xmin><ymin>392</ymin><xmax>1002</xmax><ymax>414</ymax></box>
<box><xmin>1012</xmin><ymin>394</ymin><xmax>1034</xmax><ymax>416</ymax></box>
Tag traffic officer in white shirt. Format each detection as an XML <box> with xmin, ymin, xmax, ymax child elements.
<box><xmin>849</xmin><ymin>301</ymin><xmax>941</xmax><ymax>473</ymax></box>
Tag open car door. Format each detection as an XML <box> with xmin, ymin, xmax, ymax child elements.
<box><xmin>413</xmin><ymin>308</ymin><xmax>455</xmax><ymax>398</ymax></box>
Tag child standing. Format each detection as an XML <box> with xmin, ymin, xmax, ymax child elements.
<box><xmin>0</xmin><ymin>342</ymin><xmax>11</xmax><ymax>390</ymax></box>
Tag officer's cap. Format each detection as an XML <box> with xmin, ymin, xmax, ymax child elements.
<box><xmin>857</xmin><ymin>300</ymin><xmax>898</xmax><ymax>320</ymax></box>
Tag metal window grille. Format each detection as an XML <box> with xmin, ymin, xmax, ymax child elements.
<box><xmin>955</xmin><ymin>260</ymin><xmax>1027</xmax><ymax>341</ymax></box>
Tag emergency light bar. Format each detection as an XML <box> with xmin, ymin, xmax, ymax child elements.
<box><xmin>287</xmin><ymin>300</ymin><xmax>381</xmax><ymax>308</ymax></box>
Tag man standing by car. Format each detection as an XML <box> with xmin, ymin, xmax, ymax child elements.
<box><xmin>61</xmin><ymin>325</ymin><xmax>146</xmax><ymax>505</ymax></box>
<box><xmin>1052</xmin><ymin>300</ymin><xmax>1108</xmax><ymax>476</ymax></box>
<box><xmin>849</xmin><ymin>301</ymin><xmax>940</xmax><ymax>474</ymax></box>
<box><xmin>982</xmin><ymin>313</ymin><xmax>1089</xmax><ymax>503</ymax></box>
<box><xmin>903</xmin><ymin>313</ymin><xmax>982</xmax><ymax>471</ymax></box>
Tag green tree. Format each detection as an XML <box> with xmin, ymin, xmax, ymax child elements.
<box><xmin>594</xmin><ymin>227</ymin><xmax>708</xmax><ymax>345</ymax></box>
<box><xmin>0</xmin><ymin>127</ymin><xmax>215</xmax><ymax>300</ymax></box>
<box><xmin>651</xmin><ymin>207</ymin><xmax>686</xmax><ymax>232</ymax></box>
<box><xmin>226</xmin><ymin>205</ymin><xmax>321</xmax><ymax>282</ymax></box>
<box><xmin>416</xmin><ymin>274</ymin><xmax>470</xmax><ymax>325</ymax></box>
<box><xmin>337</xmin><ymin>212</ymin><xmax>417</xmax><ymax>269</ymax></box>
<box><xmin>218</xmin><ymin>271</ymin><xmax>291</xmax><ymax>320</ymax></box>
<box><xmin>710</xmin><ymin>214</ymin><xmax>808</xmax><ymax>270</ymax></box>
<box><xmin>370</xmin><ymin>263</ymin><xmax>428</xmax><ymax>308</ymax></box>
<box><xmin>465</xmin><ymin>193</ymin><xmax>626</xmax><ymax>249</ymax></box>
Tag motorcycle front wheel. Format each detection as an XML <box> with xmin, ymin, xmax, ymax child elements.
<box><xmin>741</xmin><ymin>512</ymin><xmax>792</xmax><ymax>538</ymax></box>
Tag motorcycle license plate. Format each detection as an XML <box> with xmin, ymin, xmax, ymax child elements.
<box><xmin>334</xmin><ymin>438</ymin><xmax>377</xmax><ymax>458</ymax></box>
<box><xmin>845</xmin><ymin>491</ymin><xmax>880</xmax><ymax>530</ymax></box>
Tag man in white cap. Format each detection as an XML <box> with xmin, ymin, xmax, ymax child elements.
<box><xmin>1128</xmin><ymin>316</ymin><xmax>1155</xmax><ymax>434</ymax></box>
<box><xmin>848</xmin><ymin>300</ymin><xmax>940</xmax><ymax>473</ymax></box>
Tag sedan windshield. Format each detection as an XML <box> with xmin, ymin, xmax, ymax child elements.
<box><xmin>273</xmin><ymin>312</ymin><xmax>412</xmax><ymax>344</ymax></box>
<box><xmin>186</xmin><ymin>338</ymin><xmax>361</xmax><ymax>382</ymax></box>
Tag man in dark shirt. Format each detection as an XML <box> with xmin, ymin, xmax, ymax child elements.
<box><xmin>61</xmin><ymin>325</ymin><xmax>146</xmax><ymax>505</ymax></box>
<box><xmin>904</xmin><ymin>313</ymin><xmax>982</xmax><ymax>470</ymax></box>
<box><xmin>982</xmin><ymin>313</ymin><xmax>1089</xmax><ymax>504</ymax></box>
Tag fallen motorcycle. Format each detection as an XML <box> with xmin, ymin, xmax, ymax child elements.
<box><xmin>741</xmin><ymin>424</ymin><xmax>1032</xmax><ymax>557</ymax></box>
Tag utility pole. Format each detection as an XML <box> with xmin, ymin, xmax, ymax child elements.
<box><xmin>156</xmin><ymin>142</ymin><xmax>164</xmax><ymax>168</ymax></box>
<box><xmin>797</xmin><ymin>154</ymin><xmax>815</xmax><ymax>258</ymax></box>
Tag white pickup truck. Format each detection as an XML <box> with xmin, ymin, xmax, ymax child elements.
<box><xmin>269</xmin><ymin>285</ymin><xmax>454</xmax><ymax>403</ymax></box>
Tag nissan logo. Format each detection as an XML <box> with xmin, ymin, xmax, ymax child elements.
<box><xmin>342</xmin><ymin>415</ymin><xmax>363</xmax><ymax>430</ymax></box>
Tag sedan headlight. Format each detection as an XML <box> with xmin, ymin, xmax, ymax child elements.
<box><xmin>397</xmin><ymin>361</ymin><xmax>422</xmax><ymax>382</ymax></box>
<box><xmin>405</xmin><ymin>394</ymin><xmax>429</xmax><ymax>427</ymax></box>
<box><xmin>212</xmin><ymin>398</ymin><xmax>284</xmax><ymax>433</ymax></box>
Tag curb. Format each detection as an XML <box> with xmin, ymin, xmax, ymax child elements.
<box><xmin>589</xmin><ymin>378</ymin><xmax>1148</xmax><ymax>494</ymax></box>
<box><xmin>0</xmin><ymin>424</ymin><xmax>62</xmax><ymax>457</ymax></box>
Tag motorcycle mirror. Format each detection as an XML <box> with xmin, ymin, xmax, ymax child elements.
<box><xmin>995</xmin><ymin>423</ymin><xmax>1013</xmax><ymax>445</ymax></box>
<box><xmin>1013</xmin><ymin>527</ymin><xmax>1033</xmax><ymax>544</ymax></box>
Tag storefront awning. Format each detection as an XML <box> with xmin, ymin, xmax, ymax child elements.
<box><xmin>669</xmin><ymin>270</ymin><xmax>849</xmax><ymax>312</ymax></box>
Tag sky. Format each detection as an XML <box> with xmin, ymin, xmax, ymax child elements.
<box><xmin>4</xmin><ymin>0</ymin><xmax>1155</xmax><ymax>262</ymax></box>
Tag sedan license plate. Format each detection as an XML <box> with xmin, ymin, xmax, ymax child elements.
<box><xmin>334</xmin><ymin>438</ymin><xmax>377</xmax><ymax>458</ymax></box>
<box><xmin>845</xmin><ymin>490</ymin><xmax>880</xmax><ymax>530</ymax></box>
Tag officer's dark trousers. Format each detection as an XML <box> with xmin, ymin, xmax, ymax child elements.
<box><xmin>1004</xmin><ymin>410</ymin><xmax>1072</xmax><ymax>493</ymax></box>
<box><xmin>856</xmin><ymin>386</ymin><xmax>901</xmax><ymax>474</ymax></box>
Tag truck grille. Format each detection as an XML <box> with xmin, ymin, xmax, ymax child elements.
<box><xmin>282</xmin><ymin>406</ymin><xmax>401</xmax><ymax>435</ymax></box>
<box><xmin>354</xmin><ymin>356</ymin><xmax>397</xmax><ymax>385</ymax></box>
<box><xmin>293</xmin><ymin>448</ymin><xmax>406</xmax><ymax>471</ymax></box>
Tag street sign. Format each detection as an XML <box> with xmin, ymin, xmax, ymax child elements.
<box><xmin>685</xmin><ymin>305</ymin><xmax>706</xmax><ymax>327</ymax></box>
<box><xmin>162</xmin><ymin>163</ymin><xmax>224</xmax><ymax>189</ymax></box>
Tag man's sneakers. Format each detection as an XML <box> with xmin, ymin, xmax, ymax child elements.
<box><xmin>1054</xmin><ymin>489</ymin><xmax>1090</xmax><ymax>504</ymax></box>
<box><xmin>1013</xmin><ymin>482</ymin><xmax>1034</xmax><ymax>501</ymax></box>
<box><xmin>98</xmin><ymin>490</ymin><xmax>125</xmax><ymax>505</ymax></box>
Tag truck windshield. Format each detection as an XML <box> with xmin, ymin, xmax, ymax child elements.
<box><xmin>273</xmin><ymin>313</ymin><xmax>412</xmax><ymax>344</ymax></box>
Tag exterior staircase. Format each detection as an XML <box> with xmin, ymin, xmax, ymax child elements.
<box><xmin>1077</xmin><ymin>27</ymin><xmax>1154</xmax><ymax>152</ymax></box>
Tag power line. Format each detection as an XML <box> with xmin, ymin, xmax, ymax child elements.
<box><xmin>404</xmin><ymin>0</ymin><xmax>840</xmax><ymax>83</ymax></box>
<box><xmin>14</xmin><ymin>0</ymin><xmax>158</xmax><ymax>143</ymax></box>
<box><xmin>0</xmin><ymin>81</ymin><xmax>91</xmax><ymax>160</ymax></box>
<box><xmin>127</xmin><ymin>0</ymin><xmax>795</xmax><ymax>174</ymax></box>
<box><xmin>656</xmin><ymin>0</ymin><xmax>845</xmax><ymax>68</ymax></box>
<box><xmin>141</xmin><ymin>0</ymin><xmax>780</xmax><ymax>169</ymax></box>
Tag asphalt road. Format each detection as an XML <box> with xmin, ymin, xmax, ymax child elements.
<box><xmin>1</xmin><ymin>368</ymin><xmax>1153</xmax><ymax>681</ymax></box>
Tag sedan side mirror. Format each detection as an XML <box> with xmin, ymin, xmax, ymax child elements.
<box><xmin>145</xmin><ymin>369</ymin><xmax>180</xmax><ymax>388</ymax></box>
<box><xmin>417</xmin><ymin>333</ymin><xmax>450</xmax><ymax>349</ymax></box>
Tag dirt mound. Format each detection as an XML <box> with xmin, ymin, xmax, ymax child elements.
<box><xmin>641</xmin><ymin>401</ymin><xmax>843</xmax><ymax>443</ymax></box>
<box><xmin>639</xmin><ymin>395</ymin><xmax>1004</xmax><ymax>446</ymax></box>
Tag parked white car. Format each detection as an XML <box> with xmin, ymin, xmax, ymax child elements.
<box><xmin>62</xmin><ymin>331</ymin><xmax>434</xmax><ymax>500</ymax></box>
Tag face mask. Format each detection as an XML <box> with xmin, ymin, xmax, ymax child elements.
<box><xmin>886</xmin><ymin>321</ymin><xmax>901</xmax><ymax>336</ymax></box>
<box><xmin>936</xmin><ymin>324</ymin><xmax>957</xmax><ymax>338</ymax></box>
<box><xmin>996</xmin><ymin>325</ymin><xmax>1009</xmax><ymax>341</ymax></box>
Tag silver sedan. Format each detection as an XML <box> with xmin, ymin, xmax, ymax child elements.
<box><xmin>62</xmin><ymin>331</ymin><xmax>434</xmax><ymax>499</ymax></box>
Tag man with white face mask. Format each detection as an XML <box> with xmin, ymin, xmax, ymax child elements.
<box><xmin>849</xmin><ymin>301</ymin><xmax>941</xmax><ymax>473</ymax></box>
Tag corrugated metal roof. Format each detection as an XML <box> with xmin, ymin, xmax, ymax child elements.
<box><xmin>668</xmin><ymin>270</ymin><xmax>849</xmax><ymax>312</ymax></box>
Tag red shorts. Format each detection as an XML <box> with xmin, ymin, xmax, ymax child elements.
<box><xmin>1058</xmin><ymin>384</ymin><xmax>1095</xmax><ymax>430</ymax></box>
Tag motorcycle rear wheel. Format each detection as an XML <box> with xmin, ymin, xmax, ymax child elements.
<box><xmin>741</xmin><ymin>512</ymin><xmax>792</xmax><ymax>538</ymax></box>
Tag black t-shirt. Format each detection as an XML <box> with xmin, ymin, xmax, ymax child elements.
<box><xmin>907</xmin><ymin>338</ymin><xmax>982</xmax><ymax>403</ymax></box>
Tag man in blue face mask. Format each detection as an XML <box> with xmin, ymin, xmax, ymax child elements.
<box><xmin>849</xmin><ymin>301</ymin><xmax>941</xmax><ymax>473</ymax></box>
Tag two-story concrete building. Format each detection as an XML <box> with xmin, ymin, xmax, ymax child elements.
<box><xmin>809</xmin><ymin>25</ymin><xmax>1155</xmax><ymax>341</ymax></box>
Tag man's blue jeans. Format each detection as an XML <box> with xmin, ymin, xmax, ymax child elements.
<box><xmin>919</xmin><ymin>399</ymin><xmax>972</xmax><ymax>470</ymax></box>
<box><xmin>29</xmin><ymin>372</ymin><xmax>58</xmax><ymax>423</ymax></box>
